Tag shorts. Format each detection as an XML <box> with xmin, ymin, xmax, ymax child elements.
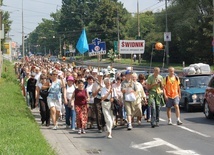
<box><xmin>166</xmin><ymin>96</ymin><xmax>180</xmax><ymax>108</ymax></box>
<box><xmin>124</xmin><ymin>101</ymin><xmax>134</xmax><ymax>116</ymax></box>
<box><xmin>47</xmin><ymin>97</ymin><xmax>62</xmax><ymax>111</ymax></box>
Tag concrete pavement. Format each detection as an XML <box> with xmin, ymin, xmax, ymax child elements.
<box><xmin>31</xmin><ymin>107</ymin><xmax>88</xmax><ymax>155</ymax></box>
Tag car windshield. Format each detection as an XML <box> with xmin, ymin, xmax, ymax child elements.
<box><xmin>186</xmin><ymin>76</ymin><xmax>211</xmax><ymax>87</ymax></box>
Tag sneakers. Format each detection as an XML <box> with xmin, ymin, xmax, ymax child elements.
<box><xmin>66</xmin><ymin>125</ymin><xmax>70</xmax><ymax>129</ymax></box>
<box><xmin>52</xmin><ymin>125</ymin><xmax>57</xmax><ymax>130</ymax></box>
<box><xmin>155</xmin><ymin>122</ymin><xmax>159</xmax><ymax>127</ymax></box>
<box><xmin>98</xmin><ymin>130</ymin><xmax>102</xmax><ymax>133</ymax></box>
<box><xmin>78</xmin><ymin>129</ymin><xmax>81</xmax><ymax>134</ymax></box>
<box><xmin>127</xmin><ymin>123</ymin><xmax>132</xmax><ymax>130</ymax></box>
<box><xmin>168</xmin><ymin>121</ymin><xmax>172</xmax><ymax>125</ymax></box>
<box><xmin>82</xmin><ymin>129</ymin><xmax>86</xmax><ymax>134</ymax></box>
<box><xmin>107</xmin><ymin>135</ymin><xmax>112</xmax><ymax>139</ymax></box>
<box><xmin>177</xmin><ymin>120</ymin><xmax>183</xmax><ymax>125</ymax></box>
<box><xmin>71</xmin><ymin>128</ymin><xmax>75</xmax><ymax>131</ymax></box>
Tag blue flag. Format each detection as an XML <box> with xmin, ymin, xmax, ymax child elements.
<box><xmin>76</xmin><ymin>29</ymin><xmax>89</xmax><ymax>54</ymax></box>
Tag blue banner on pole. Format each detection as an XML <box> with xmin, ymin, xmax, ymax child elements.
<box><xmin>76</xmin><ymin>29</ymin><xmax>89</xmax><ymax>54</ymax></box>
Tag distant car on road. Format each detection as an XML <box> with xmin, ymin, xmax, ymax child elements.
<box><xmin>179</xmin><ymin>74</ymin><xmax>212</xmax><ymax>112</ymax></box>
<box><xmin>203</xmin><ymin>75</ymin><xmax>214</xmax><ymax>119</ymax></box>
<box><xmin>36</xmin><ymin>52</ymin><xmax>44</xmax><ymax>56</ymax></box>
<box><xmin>49</xmin><ymin>56</ymin><xmax>59</xmax><ymax>62</ymax></box>
<box><xmin>18</xmin><ymin>55</ymin><xmax>23</xmax><ymax>60</ymax></box>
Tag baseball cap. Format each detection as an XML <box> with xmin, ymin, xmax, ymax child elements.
<box><xmin>125</xmin><ymin>70</ymin><xmax>132</xmax><ymax>75</ymax></box>
<box><xmin>98</xmin><ymin>72</ymin><xmax>104</xmax><ymax>76</ymax></box>
<box><xmin>92</xmin><ymin>68</ymin><xmax>98</xmax><ymax>73</ymax></box>
<box><xmin>67</xmin><ymin>76</ymin><xmax>74</xmax><ymax>81</ymax></box>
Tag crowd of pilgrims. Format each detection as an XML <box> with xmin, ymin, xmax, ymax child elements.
<box><xmin>15</xmin><ymin>56</ymin><xmax>152</xmax><ymax>139</ymax></box>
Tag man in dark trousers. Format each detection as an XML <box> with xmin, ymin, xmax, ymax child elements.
<box><xmin>27</xmin><ymin>73</ymin><xmax>37</xmax><ymax>109</ymax></box>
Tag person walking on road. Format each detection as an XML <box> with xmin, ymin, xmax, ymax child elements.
<box><xmin>92</xmin><ymin>72</ymin><xmax>106</xmax><ymax>133</ymax></box>
<box><xmin>147</xmin><ymin>67</ymin><xmax>164</xmax><ymax>128</ymax></box>
<box><xmin>64</xmin><ymin>76</ymin><xmax>76</xmax><ymax>130</ymax></box>
<box><xmin>101</xmin><ymin>78</ymin><xmax>115</xmax><ymax>139</ymax></box>
<box><xmin>163</xmin><ymin>67</ymin><xmax>182</xmax><ymax>125</ymax></box>
<box><xmin>121</xmin><ymin>70</ymin><xmax>137</xmax><ymax>130</ymax></box>
<box><xmin>71</xmin><ymin>80</ymin><xmax>90</xmax><ymax>134</ymax></box>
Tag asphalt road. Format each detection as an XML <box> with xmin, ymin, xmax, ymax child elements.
<box><xmin>65</xmin><ymin>60</ymin><xmax>214</xmax><ymax>155</ymax></box>
<box><xmin>71</xmin><ymin>108</ymin><xmax>214</xmax><ymax>155</ymax></box>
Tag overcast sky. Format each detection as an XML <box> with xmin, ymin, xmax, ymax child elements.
<box><xmin>2</xmin><ymin>0</ymin><xmax>165</xmax><ymax>45</ymax></box>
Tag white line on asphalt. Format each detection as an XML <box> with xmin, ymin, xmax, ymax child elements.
<box><xmin>177</xmin><ymin>126</ymin><xmax>210</xmax><ymax>138</ymax></box>
<box><xmin>159</xmin><ymin>118</ymin><xmax>166</xmax><ymax>122</ymax></box>
<box><xmin>131</xmin><ymin>138</ymin><xmax>200</xmax><ymax>155</ymax></box>
<box><xmin>159</xmin><ymin>118</ymin><xmax>210</xmax><ymax>138</ymax></box>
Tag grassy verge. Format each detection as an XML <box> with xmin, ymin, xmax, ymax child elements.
<box><xmin>0</xmin><ymin>61</ymin><xmax>56</xmax><ymax>155</ymax></box>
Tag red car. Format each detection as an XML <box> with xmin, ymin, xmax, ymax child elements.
<box><xmin>203</xmin><ymin>75</ymin><xmax>214</xmax><ymax>119</ymax></box>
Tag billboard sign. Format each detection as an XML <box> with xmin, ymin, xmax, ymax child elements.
<box><xmin>88</xmin><ymin>38</ymin><xmax>106</xmax><ymax>56</ymax></box>
<box><xmin>119</xmin><ymin>40</ymin><xmax>145</xmax><ymax>54</ymax></box>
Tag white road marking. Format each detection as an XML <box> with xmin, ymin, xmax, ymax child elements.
<box><xmin>131</xmin><ymin>138</ymin><xmax>200</xmax><ymax>155</ymax></box>
<box><xmin>177</xmin><ymin>126</ymin><xmax>210</xmax><ymax>138</ymax></box>
<box><xmin>159</xmin><ymin>118</ymin><xmax>166</xmax><ymax>122</ymax></box>
<box><xmin>159</xmin><ymin>118</ymin><xmax>210</xmax><ymax>138</ymax></box>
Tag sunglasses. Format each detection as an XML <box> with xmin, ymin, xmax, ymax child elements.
<box><xmin>52</xmin><ymin>73</ymin><xmax>58</xmax><ymax>75</ymax></box>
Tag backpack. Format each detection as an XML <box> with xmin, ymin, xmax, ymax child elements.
<box><xmin>166</xmin><ymin>76</ymin><xmax>178</xmax><ymax>83</ymax></box>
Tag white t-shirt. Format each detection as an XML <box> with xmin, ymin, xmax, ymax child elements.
<box><xmin>101</xmin><ymin>87</ymin><xmax>117</xmax><ymax>100</ymax></box>
<box><xmin>66</xmin><ymin>85</ymin><xmax>75</xmax><ymax>100</ymax></box>
<box><xmin>92</xmin><ymin>81</ymin><xmax>105</xmax><ymax>99</ymax></box>
<box><xmin>37</xmin><ymin>82</ymin><xmax>43</xmax><ymax>99</ymax></box>
<box><xmin>86</xmin><ymin>83</ymin><xmax>94</xmax><ymax>104</ymax></box>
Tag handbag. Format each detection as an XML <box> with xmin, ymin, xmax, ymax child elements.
<box><xmin>40</xmin><ymin>89</ymin><xmax>49</xmax><ymax>99</ymax></box>
<box><xmin>125</xmin><ymin>92</ymin><xmax>136</xmax><ymax>102</ymax></box>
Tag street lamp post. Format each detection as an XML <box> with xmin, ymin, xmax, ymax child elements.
<box><xmin>137</xmin><ymin>0</ymin><xmax>141</xmax><ymax>63</ymax></box>
<box><xmin>165</xmin><ymin>0</ymin><xmax>169</xmax><ymax>65</ymax></box>
<box><xmin>213</xmin><ymin>0</ymin><xmax>214</xmax><ymax>63</ymax></box>
<box><xmin>22</xmin><ymin>0</ymin><xmax>25</xmax><ymax>58</ymax></box>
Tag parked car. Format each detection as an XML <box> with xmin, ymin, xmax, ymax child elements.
<box><xmin>203</xmin><ymin>75</ymin><xmax>214</xmax><ymax>119</ymax></box>
<box><xmin>49</xmin><ymin>56</ymin><xmax>59</xmax><ymax>62</ymax></box>
<box><xmin>179</xmin><ymin>74</ymin><xmax>212</xmax><ymax>112</ymax></box>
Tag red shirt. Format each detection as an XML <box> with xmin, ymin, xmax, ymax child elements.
<box><xmin>74</xmin><ymin>89</ymin><xmax>87</xmax><ymax>105</ymax></box>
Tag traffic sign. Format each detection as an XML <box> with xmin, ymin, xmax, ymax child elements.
<box><xmin>88</xmin><ymin>38</ymin><xmax>106</xmax><ymax>56</ymax></box>
<box><xmin>164</xmin><ymin>32</ymin><xmax>171</xmax><ymax>41</ymax></box>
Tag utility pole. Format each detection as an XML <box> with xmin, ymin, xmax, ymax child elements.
<box><xmin>165</xmin><ymin>0</ymin><xmax>169</xmax><ymax>65</ymax></box>
<box><xmin>137</xmin><ymin>0</ymin><xmax>141</xmax><ymax>63</ymax></box>
<box><xmin>213</xmin><ymin>0</ymin><xmax>214</xmax><ymax>64</ymax></box>
<box><xmin>0</xmin><ymin>2</ymin><xmax>2</xmax><ymax>79</ymax></box>
<box><xmin>22</xmin><ymin>0</ymin><xmax>24</xmax><ymax>56</ymax></box>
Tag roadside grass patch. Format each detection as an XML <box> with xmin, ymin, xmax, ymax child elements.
<box><xmin>0</xmin><ymin>61</ymin><xmax>56</xmax><ymax>155</ymax></box>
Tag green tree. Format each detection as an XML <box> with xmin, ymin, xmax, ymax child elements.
<box><xmin>155</xmin><ymin>0</ymin><xmax>213</xmax><ymax>64</ymax></box>
<box><xmin>87</xmin><ymin>0</ymin><xmax>129</xmax><ymax>53</ymax></box>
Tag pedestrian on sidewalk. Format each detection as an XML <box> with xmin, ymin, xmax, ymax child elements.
<box><xmin>71</xmin><ymin>80</ymin><xmax>90</xmax><ymax>134</ymax></box>
<box><xmin>163</xmin><ymin>67</ymin><xmax>182</xmax><ymax>125</ymax></box>
<box><xmin>47</xmin><ymin>70</ymin><xmax>65</xmax><ymax>130</ymax></box>
<box><xmin>36</xmin><ymin>74</ymin><xmax>50</xmax><ymax>126</ymax></box>
<box><xmin>27</xmin><ymin>73</ymin><xmax>37</xmax><ymax>109</ymax></box>
<box><xmin>64</xmin><ymin>76</ymin><xmax>76</xmax><ymax>130</ymax></box>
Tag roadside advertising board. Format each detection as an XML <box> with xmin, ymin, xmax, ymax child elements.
<box><xmin>119</xmin><ymin>40</ymin><xmax>145</xmax><ymax>54</ymax></box>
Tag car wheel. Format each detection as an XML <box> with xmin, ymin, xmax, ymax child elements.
<box><xmin>204</xmin><ymin>101</ymin><xmax>213</xmax><ymax>119</ymax></box>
